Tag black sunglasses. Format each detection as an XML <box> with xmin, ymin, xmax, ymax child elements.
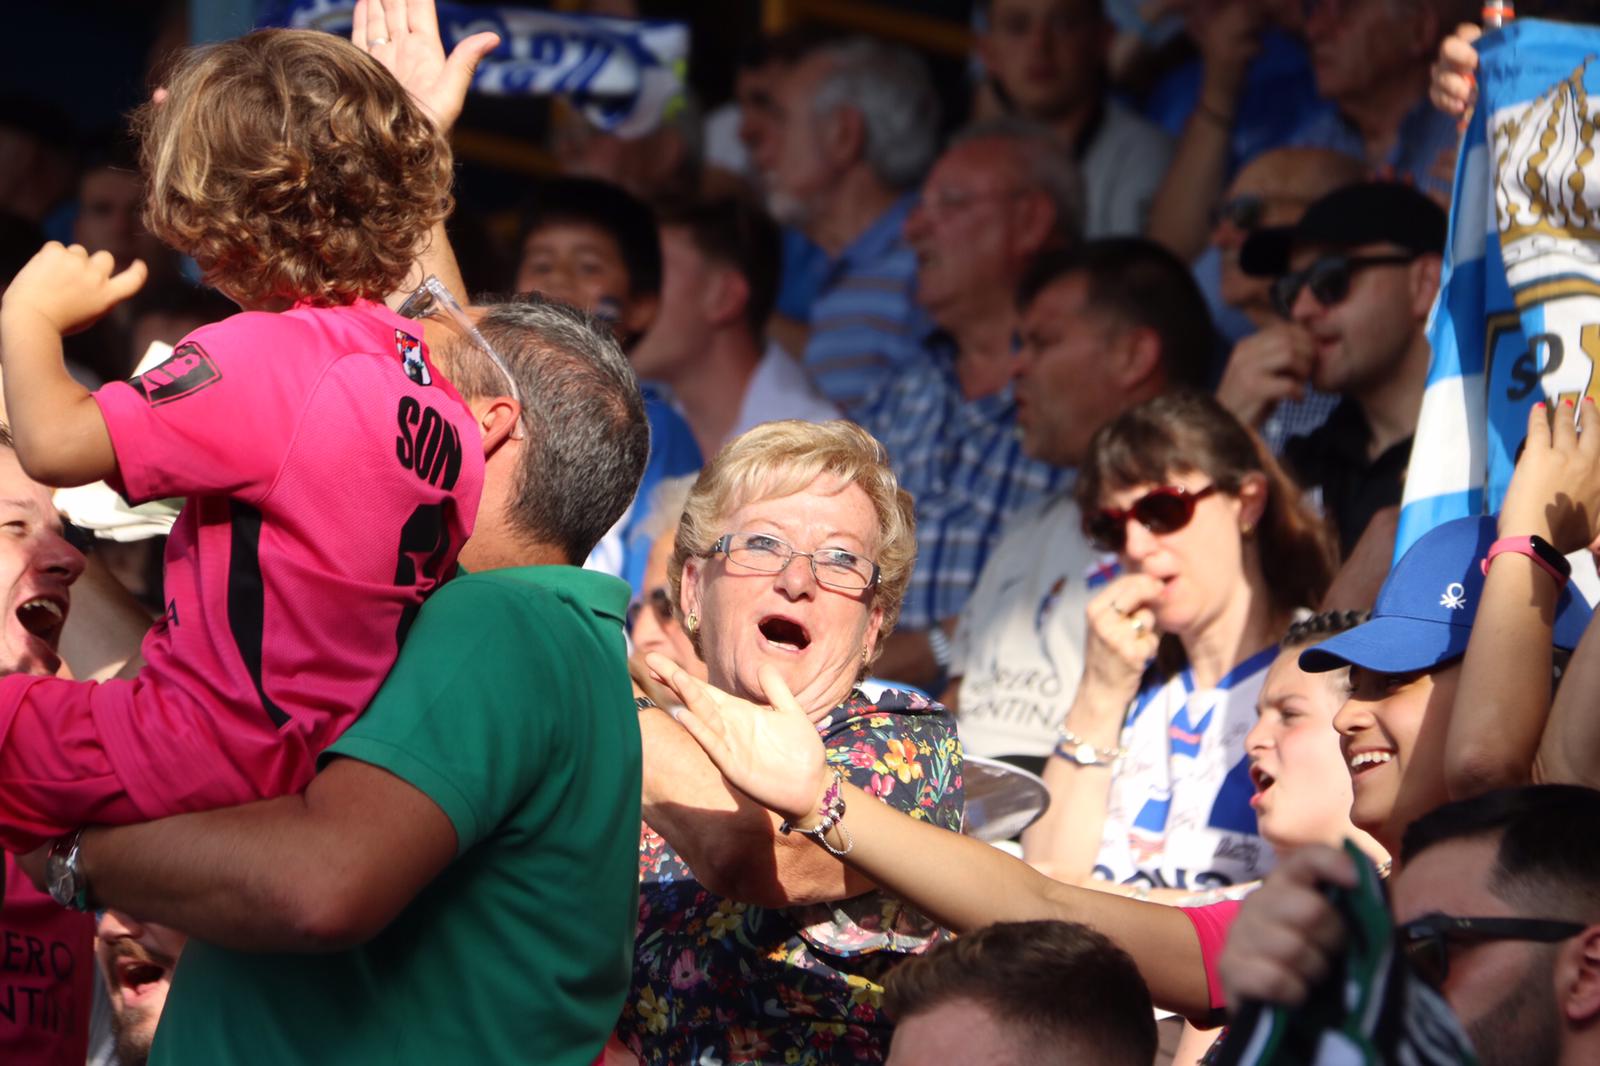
<box><xmin>1397</xmin><ymin>912</ymin><xmax>1586</xmax><ymax>989</ymax></box>
<box><xmin>625</xmin><ymin>587</ymin><xmax>675</xmax><ymax>634</ymax></box>
<box><xmin>1085</xmin><ymin>485</ymin><xmax>1218</xmax><ymax>554</ymax></box>
<box><xmin>1271</xmin><ymin>252</ymin><xmax>1419</xmax><ymax>318</ymax></box>
<box><xmin>1212</xmin><ymin>194</ymin><xmax>1307</xmax><ymax>233</ymax></box>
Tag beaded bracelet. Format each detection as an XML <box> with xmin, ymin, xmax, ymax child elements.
<box><xmin>778</xmin><ymin>767</ymin><xmax>854</xmax><ymax>856</ymax></box>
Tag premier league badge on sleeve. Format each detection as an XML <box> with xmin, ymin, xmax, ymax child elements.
<box><xmin>396</xmin><ymin>329</ymin><xmax>431</xmax><ymax>387</ymax></box>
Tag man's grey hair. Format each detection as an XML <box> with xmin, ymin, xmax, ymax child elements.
<box><xmin>447</xmin><ymin>297</ymin><xmax>649</xmax><ymax>564</ymax></box>
<box><xmin>810</xmin><ymin>37</ymin><xmax>941</xmax><ymax>190</ymax></box>
<box><xmin>950</xmin><ymin>117</ymin><xmax>1085</xmax><ymax>247</ymax></box>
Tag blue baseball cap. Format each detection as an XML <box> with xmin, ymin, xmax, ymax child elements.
<box><xmin>1299</xmin><ymin>516</ymin><xmax>1593</xmax><ymax>674</ymax></box>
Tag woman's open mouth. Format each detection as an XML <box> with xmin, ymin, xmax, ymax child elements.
<box><xmin>758</xmin><ymin>615</ymin><xmax>812</xmax><ymax>653</ymax></box>
<box><xmin>15</xmin><ymin>595</ymin><xmax>66</xmax><ymax>647</ymax></box>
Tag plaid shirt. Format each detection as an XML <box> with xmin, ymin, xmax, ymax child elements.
<box><xmin>801</xmin><ymin>194</ymin><xmax>933</xmax><ymax>417</ymax></box>
<box><xmin>863</xmin><ymin>338</ymin><xmax>1070</xmax><ymax>631</ymax></box>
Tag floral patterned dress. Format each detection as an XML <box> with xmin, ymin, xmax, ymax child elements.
<box><xmin>620</xmin><ymin>688</ymin><xmax>964</xmax><ymax>1065</ymax></box>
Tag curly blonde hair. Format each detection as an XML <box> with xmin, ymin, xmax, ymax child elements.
<box><xmin>133</xmin><ymin>29</ymin><xmax>452</xmax><ymax>307</ymax></box>
<box><xmin>669</xmin><ymin>420</ymin><xmax>917</xmax><ymax>671</ymax></box>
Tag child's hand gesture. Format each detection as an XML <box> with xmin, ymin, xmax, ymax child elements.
<box><xmin>353</xmin><ymin>0</ymin><xmax>499</xmax><ymax>133</ymax></box>
<box><xmin>2</xmin><ymin>243</ymin><xmax>147</xmax><ymax>337</ymax></box>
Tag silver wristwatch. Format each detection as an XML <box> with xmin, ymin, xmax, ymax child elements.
<box><xmin>46</xmin><ymin>830</ymin><xmax>89</xmax><ymax>911</ymax></box>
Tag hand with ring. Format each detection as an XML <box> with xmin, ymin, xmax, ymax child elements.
<box><xmin>1081</xmin><ymin>573</ymin><xmax>1163</xmax><ymax>710</ymax></box>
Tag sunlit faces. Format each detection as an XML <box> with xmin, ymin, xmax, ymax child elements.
<box><xmin>1101</xmin><ymin>470</ymin><xmax>1261</xmax><ymax>640</ymax></box>
<box><xmin>978</xmin><ymin>0</ymin><xmax>1107</xmax><ymax>122</ymax></box>
<box><xmin>679</xmin><ymin>474</ymin><xmax>884</xmax><ymax>715</ymax></box>
<box><xmin>95</xmin><ymin>910</ymin><xmax>188</xmax><ymax>1066</ymax></box>
<box><xmin>753</xmin><ymin>51</ymin><xmax>836</xmax><ymax>227</ymax></box>
<box><xmin>1286</xmin><ymin>241</ymin><xmax>1429</xmax><ymax>399</ymax></box>
<box><xmin>1389</xmin><ymin>836</ymin><xmax>1565</xmax><ymax>1066</ymax></box>
<box><xmin>1245</xmin><ymin>649</ymin><xmax>1362</xmax><ymax>851</ymax></box>
<box><xmin>514</xmin><ymin>222</ymin><xmax>656</xmax><ymax>339</ymax></box>
<box><xmin>0</xmin><ymin>447</ymin><xmax>84</xmax><ymax>678</ymax></box>
<box><xmin>1012</xmin><ymin>273</ymin><xmax>1125</xmax><ymax>467</ymax></box>
<box><xmin>903</xmin><ymin>137</ymin><xmax>1042</xmax><ymax>325</ymax></box>
<box><xmin>1333</xmin><ymin>661</ymin><xmax>1461</xmax><ymax>846</ymax></box>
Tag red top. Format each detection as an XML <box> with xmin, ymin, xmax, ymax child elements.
<box><xmin>88</xmin><ymin>300</ymin><xmax>483</xmax><ymax>816</ymax></box>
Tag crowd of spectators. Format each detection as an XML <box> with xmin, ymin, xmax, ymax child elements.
<box><xmin>2</xmin><ymin>0</ymin><xmax>1600</xmax><ymax>1064</ymax></box>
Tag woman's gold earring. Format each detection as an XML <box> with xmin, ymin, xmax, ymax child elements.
<box><xmin>685</xmin><ymin>613</ymin><xmax>698</xmax><ymax>633</ymax></box>
<box><xmin>1241</xmin><ymin>523</ymin><xmax>1255</xmax><ymax>536</ymax></box>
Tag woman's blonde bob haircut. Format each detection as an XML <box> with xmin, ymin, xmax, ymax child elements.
<box><xmin>669</xmin><ymin>420</ymin><xmax>917</xmax><ymax>667</ymax></box>
<box><xmin>134</xmin><ymin>29</ymin><xmax>452</xmax><ymax>307</ymax></box>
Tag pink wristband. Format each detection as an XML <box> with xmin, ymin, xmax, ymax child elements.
<box><xmin>1481</xmin><ymin>536</ymin><xmax>1569</xmax><ymax>587</ymax></box>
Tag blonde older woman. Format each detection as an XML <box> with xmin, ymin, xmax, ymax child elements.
<box><xmin>621</xmin><ymin>421</ymin><xmax>963</xmax><ymax>1066</ymax></box>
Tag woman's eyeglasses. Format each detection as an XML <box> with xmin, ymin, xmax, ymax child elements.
<box><xmin>1270</xmin><ymin>253</ymin><xmax>1419</xmax><ymax>318</ymax></box>
<box><xmin>1397</xmin><ymin>912</ymin><xmax>1586</xmax><ymax>989</ymax></box>
<box><xmin>710</xmin><ymin>531</ymin><xmax>880</xmax><ymax>592</ymax></box>
<box><xmin>626</xmin><ymin>587</ymin><xmax>676</xmax><ymax>633</ymax></box>
<box><xmin>1085</xmin><ymin>485</ymin><xmax>1218</xmax><ymax>553</ymax></box>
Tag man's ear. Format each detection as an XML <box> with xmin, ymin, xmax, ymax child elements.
<box><xmin>1011</xmin><ymin>190</ymin><xmax>1059</xmax><ymax>261</ymax></box>
<box><xmin>707</xmin><ymin>267</ymin><xmax>751</xmax><ymax>329</ymax></box>
<box><xmin>1559</xmin><ymin>924</ymin><xmax>1600</xmax><ymax>1024</ymax></box>
<box><xmin>472</xmin><ymin>395</ymin><xmax>523</xmax><ymax>455</ymax></box>
<box><xmin>1111</xmin><ymin>325</ymin><xmax>1163</xmax><ymax>392</ymax></box>
<box><xmin>1410</xmin><ymin>254</ymin><xmax>1443</xmax><ymax>319</ymax></box>
<box><xmin>821</xmin><ymin>104</ymin><xmax>865</xmax><ymax>170</ymax></box>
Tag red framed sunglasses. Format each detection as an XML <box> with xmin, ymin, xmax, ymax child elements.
<box><xmin>1086</xmin><ymin>485</ymin><xmax>1218</xmax><ymax>553</ymax></box>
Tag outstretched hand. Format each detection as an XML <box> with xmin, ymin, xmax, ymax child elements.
<box><xmin>1499</xmin><ymin>399</ymin><xmax>1600</xmax><ymax>554</ymax></box>
<box><xmin>352</xmin><ymin>0</ymin><xmax>499</xmax><ymax>133</ymax></box>
<box><xmin>642</xmin><ymin>652</ymin><xmax>831</xmax><ymax>826</ymax></box>
<box><xmin>1</xmin><ymin>243</ymin><xmax>147</xmax><ymax>337</ymax></box>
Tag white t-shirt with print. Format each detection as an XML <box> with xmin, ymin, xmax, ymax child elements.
<box><xmin>949</xmin><ymin>493</ymin><xmax>1118</xmax><ymax>759</ymax></box>
<box><xmin>1094</xmin><ymin>646</ymin><xmax>1277</xmax><ymax>893</ymax></box>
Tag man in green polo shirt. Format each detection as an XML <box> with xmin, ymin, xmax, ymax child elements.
<box><xmin>25</xmin><ymin>299</ymin><xmax>651</xmax><ymax>1063</ymax></box>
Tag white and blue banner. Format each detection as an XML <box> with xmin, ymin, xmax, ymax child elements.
<box><xmin>258</xmin><ymin>0</ymin><xmax>688</xmax><ymax>137</ymax></box>
<box><xmin>1396</xmin><ymin>18</ymin><xmax>1600</xmax><ymax>559</ymax></box>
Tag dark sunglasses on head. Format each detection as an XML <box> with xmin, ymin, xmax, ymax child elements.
<box><xmin>1397</xmin><ymin>912</ymin><xmax>1586</xmax><ymax>989</ymax></box>
<box><xmin>1085</xmin><ymin>484</ymin><xmax>1218</xmax><ymax>554</ymax></box>
<box><xmin>1271</xmin><ymin>252</ymin><xmax>1419</xmax><ymax>318</ymax></box>
<box><xmin>1211</xmin><ymin>194</ymin><xmax>1306</xmax><ymax>232</ymax></box>
<box><xmin>626</xmin><ymin>587</ymin><xmax>675</xmax><ymax>633</ymax></box>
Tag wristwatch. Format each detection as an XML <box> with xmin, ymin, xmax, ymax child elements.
<box><xmin>1481</xmin><ymin>535</ymin><xmax>1571</xmax><ymax>587</ymax></box>
<box><xmin>46</xmin><ymin>830</ymin><xmax>89</xmax><ymax>911</ymax></box>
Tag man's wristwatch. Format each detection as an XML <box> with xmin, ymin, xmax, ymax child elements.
<box><xmin>46</xmin><ymin>830</ymin><xmax>90</xmax><ymax>911</ymax></box>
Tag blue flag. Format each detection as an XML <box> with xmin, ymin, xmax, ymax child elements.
<box><xmin>1396</xmin><ymin>18</ymin><xmax>1600</xmax><ymax>558</ymax></box>
<box><xmin>258</xmin><ymin>0</ymin><xmax>688</xmax><ymax>137</ymax></box>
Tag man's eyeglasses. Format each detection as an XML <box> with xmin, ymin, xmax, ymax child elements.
<box><xmin>1211</xmin><ymin>194</ymin><xmax>1307</xmax><ymax>233</ymax></box>
<box><xmin>916</xmin><ymin>187</ymin><xmax>1027</xmax><ymax>224</ymax></box>
<box><xmin>1271</xmin><ymin>253</ymin><xmax>1419</xmax><ymax>318</ymax></box>
<box><xmin>1085</xmin><ymin>485</ymin><xmax>1218</xmax><ymax>554</ymax></box>
<box><xmin>398</xmin><ymin>275</ymin><xmax>525</xmax><ymax>439</ymax></box>
<box><xmin>1397</xmin><ymin>912</ymin><xmax>1586</xmax><ymax>989</ymax></box>
<box><xmin>627</xmin><ymin>587</ymin><xmax>676</xmax><ymax>633</ymax></box>
<box><xmin>710</xmin><ymin>531</ymin><xmax>880</xmax><ymax>592</ymax></box>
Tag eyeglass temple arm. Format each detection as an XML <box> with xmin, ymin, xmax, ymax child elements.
<box><xmin>385</xmin><ymin>222</ymin><xmax>469</xmax><ymax>317</ymax></box>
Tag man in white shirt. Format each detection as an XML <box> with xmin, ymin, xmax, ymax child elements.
<box><xmin>630</xmin><ymin>197</ymin><xmax>839</xmax><ymax>457</ymax></box>
<box><xmin>946</xmin><ymin>238</ymin><xmax>1212</xmax><ymax>770</ymax></box>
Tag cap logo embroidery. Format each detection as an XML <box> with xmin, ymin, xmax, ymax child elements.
<box><xmin>1440</xmin><ymin>582</ymin><xmax>1467</xmax><ymax>610</ymax></box>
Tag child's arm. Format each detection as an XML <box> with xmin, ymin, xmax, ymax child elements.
<box><xmin>0</xmin><ymin>243</ymin><xmax>146</xmax><ymax>486</ymax></box>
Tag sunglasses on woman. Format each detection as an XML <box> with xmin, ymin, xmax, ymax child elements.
<box><xmin>1270</xmin><ymin>252</ymin><xmax>1419</xmax><ymax>318</ymax></box>
<box><xmin>1085</xmin><ymin>484</ymin><xmax>1217</xmax><ymax>554</ymax></box>
<box><xmin>1397</xmin><ymin>912</ymin><xmax>1586</xmax><ymax>989</ymax></box>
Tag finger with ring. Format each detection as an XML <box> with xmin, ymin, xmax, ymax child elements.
<box><xmin>370</xmin><ymin>36</ymin><xmax>389</xmax><ymax>46</ymax></box>
<box><xmin>1131</xmin><ymin>617</ymin><xmax>1147</xmax><ymax>635</ymax></box>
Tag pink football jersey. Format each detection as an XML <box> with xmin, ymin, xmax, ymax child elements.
<box><xmin>87</xmin><ymin>299</ymin><xmax>484</xmax><ymax>816</ymax></box>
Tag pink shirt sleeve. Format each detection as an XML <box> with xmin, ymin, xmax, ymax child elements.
<box><xmin>1181</xmin><ymin>899</ymin><xmax>1242</xmax><ymax>1015</ymax></box>
<box><xmin>92</xmin><ymin>312</ymin><xmax>306</xmax><ymax>504</ymax></box>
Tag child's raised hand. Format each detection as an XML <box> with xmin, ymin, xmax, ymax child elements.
<box><xmin>2</xmin><ymin>243</ymin><xmax>147</xmax><ymax>336</ymax></box>
<box><xmin>353</xmin><ymin>0</ymin><xmax>499</xmax><ymax>133</ymax></box>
